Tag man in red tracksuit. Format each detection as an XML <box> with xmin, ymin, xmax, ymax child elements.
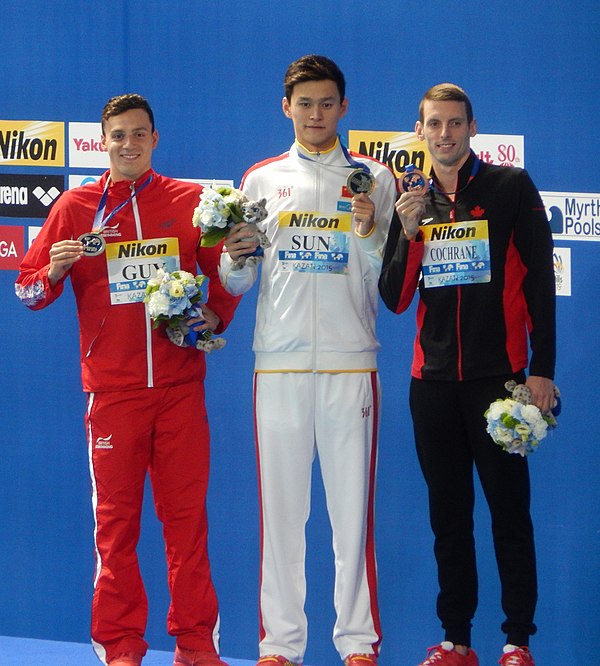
<box><xmin>15</xmin><ymin>94</ymin><xmax>240</xmax><ymax>666</ymax></box>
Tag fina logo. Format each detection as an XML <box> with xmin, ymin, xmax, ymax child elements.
<box><xmin>32</xmin><ymin>185</ymin><xmax>61</xmax><ymax>207</ymax></box>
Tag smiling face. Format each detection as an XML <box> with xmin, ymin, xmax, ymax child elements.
<box><xmin>101</xmin><ymin>108</ymin><xmax>158</xmax><ymax>182</ymax></box>
<box><xmin>282</xmin><ymin>79</ymin><xmax>348</xmax><ymax>153</ymax></box>
<box><xmin>416</xmin><ymin>99</ymin><xmax>477</xmax><ymax>171</ymax></box>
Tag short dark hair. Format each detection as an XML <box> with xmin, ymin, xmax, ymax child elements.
<box><xmin>283</xmin><ymin>54</ymin><xmax>346</xmax><ymax>102</ymax></box>
<box><xmin>419</xmin><ymin>83</ymin><xmax>473</xmax><ymax>124</ymax></box>
<box><xmin>101</xmin><ymin>93</ymin><xmax>155</xmax><ymax>134</ymax></box>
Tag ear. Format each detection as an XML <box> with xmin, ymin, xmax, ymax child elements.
<box><xmin>282</xmin><ymin>96</ymin><xmax>292</xmax><ymax>118</ymax></box>
<box><xmin>339</xmin><ymin>97</ymin><xmax>348</xmax><ymax>119</ymax></box>
<box><xmin>415</xmin><ymin>120</ymin><xmax>424</xmax><ymax>141</ymax></box>
<box><xmin>152</xmin><ymin>129</ymin><xmax>159</xmax><ymax>148</ymax></box>
<box><xmin>470</xmin><ymin>119</ymin><xmax>478</xmax><ymax>138</ymax></box>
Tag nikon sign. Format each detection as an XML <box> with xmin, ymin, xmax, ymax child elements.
<box><xmin>0</xmin><ymin>121</ymin><xmax>65</xmax><ymax>167</ymax></box>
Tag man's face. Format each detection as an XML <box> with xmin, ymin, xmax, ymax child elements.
<box><xmin>101</xmin><ymin>108</ymin><xmax>158</xmax><ymax>182</ymax></box>
<box><xmin>282</xmin><ymin>79</ymin><xmax>347</xmax><ymax>153</ymax></box>
<box><xmin>416</xmin><ymin>99</ymin><xmax>477</xmax><ymax>169</ymax></box>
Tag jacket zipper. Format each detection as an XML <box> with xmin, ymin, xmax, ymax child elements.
<box><xmin>312</xmin><ymin>155</ymin><xmax>322</xmax><ymax>372</ymax></box>
<box><xmin>130</xmin><ymin>181</ymin><xmax>154</xmax><ymax>388</ymax></box>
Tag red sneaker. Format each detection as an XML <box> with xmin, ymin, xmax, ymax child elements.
<box><xmin>256</xmin><ymin>657</ymin><xmax>302</xmax><ymax>666</ymax></box>
<box><xmin>109</xmin><ymin>654</ymin><xmax>143</xmax><ymax>666</ymax></box>
<box><xmin>344</xmin><ymin>654</ymin><xmax>378</xmax><ymax>665</ymax></box>
<box><xmin>498</xmin><ymin>646</ymin><xmax>535</xmax><ymax>665</ymax></box>
<box><xmin>419</xmin><ymin>642</ymin><xmax>479</xmax><ymax>665</ymax></box>
<box><xmin>173</xmin><ymin>646</ymin><xmax>229</xmax><ymax>666</ymax></box>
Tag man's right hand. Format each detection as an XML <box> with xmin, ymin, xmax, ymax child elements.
<box><xmin>223</xmin><ymin>222</ymin><xmax>259</xmax><ymax>260</ymax></box>
<box><xmin>48</xmin><ymin>239</ymin><xmax>84</xmax><ymax>286</ymax></box>
<box><xmin>395</xmin><ymin>190</ymin><xmax>426</xmax><ymax>240</ymax></box>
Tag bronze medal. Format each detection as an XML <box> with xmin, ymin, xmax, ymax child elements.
<box><xmin>400</xmin><ymin>164</ymin><xmax>429</xmax><ymax>195</ymax></box>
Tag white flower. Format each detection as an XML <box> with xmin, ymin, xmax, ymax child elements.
<box><xmin>169</xmin><ymin>281</ymin><xmax>185</xmax><ymax>298</ymax></box>
<box><xmin>192</xmin><ymin>185</ymin><xmax>256</xmax><ymax>247</ymax></box>
<box><xmin>177</xmin><ymin>270</ymin><xmax>196</xmax><ymax>284</ymax></box>
<box><xmin>146</xmin><ymin>292</ymin><xmax>171</xmax><ymax>318</ymax></box>
<box><xmin>222</xmin><ymin>192</ymin><xmax>242</xmax><ymax>207</ymax></box>
<box><xmin>487</xmin><ymin>400</ymin><xmax>506</xmax><ymax>420</ymax></box>
<box><xmin>515</xmin><ymin>423</ymin><xmax>532</xmax><ymax>440</ymax></box>
<box><xmin>147</xmin><ymin>269</ymin><xmax>166</xmax><ymax>289</ymax></box>
<box><xmin>494</xmin><ymin>426</ymin><xmax>514</xmax><ymax>445</ymax></box>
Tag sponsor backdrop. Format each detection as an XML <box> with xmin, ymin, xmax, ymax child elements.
<box><xmin>0</xmin><ymin>2</ymin><xmax>598</xmax><ymax>665</ymax></box>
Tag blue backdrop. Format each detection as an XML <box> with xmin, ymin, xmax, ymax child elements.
<box><xmin>1</xmin><ymin>2</ymin><xmax>598</xmax><ymax>665</ymax></box>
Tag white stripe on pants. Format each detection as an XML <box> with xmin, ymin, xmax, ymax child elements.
<box><xmin>255</xmin><ymin>371</ymin><xmax>381</xmax><ymax>662</ymax></box>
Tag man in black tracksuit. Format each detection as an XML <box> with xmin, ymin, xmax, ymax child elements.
<box><xmin>379</xmin><ymin>83</ymin><xmax>556</xmax><ymax>666</ymax></box>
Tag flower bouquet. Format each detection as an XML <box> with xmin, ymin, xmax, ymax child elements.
<box><xmin>484</xmin><ymin>381</ymin><xmax>559</xmax><ymax>456</ymax></box>
<box><xmin>192</xmin><ymin>185</ymin><xmax>269</xmax><ymax>269</ymax></box>
<box><xmin>144</xmin><ymin>269</ymin><xmax>225</xmax><ymax>352</ymax></box>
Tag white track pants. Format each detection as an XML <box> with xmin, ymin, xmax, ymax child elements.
<box><xmin>254</xmin><ymin>371</ymin><xmax>381</xmax><ymax>662</ymax></box>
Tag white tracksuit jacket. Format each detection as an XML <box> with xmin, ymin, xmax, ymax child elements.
<box><xmin>219</xmin><ymin>139</ymin><xmax>397</xmax><ymax>372</ymax></box>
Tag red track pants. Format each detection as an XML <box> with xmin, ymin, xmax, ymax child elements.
<box><xmin>85</xmin><ymin>382</ymin><xmax>220</xmax><ymax>663</ymax></box>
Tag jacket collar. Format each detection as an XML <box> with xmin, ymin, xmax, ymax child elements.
<box><xmin>430</xmin><ymin>150</ymin><xmax>479</xmax><ymax>197</ymax></box>
<box><xmin>292</xmin><ymin>138</ymin><xmax>346</xmax><ymax>163</ymax></box>
<box><xmin>99</xmin><ymin>168</ymin><xmax>156</xmax><ymax>192</ymax></box>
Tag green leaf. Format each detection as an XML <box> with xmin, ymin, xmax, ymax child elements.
<box><xmin>200</xmin><ymin>227</ymin><xmax>227</xmax><ymax>247</ymax></box>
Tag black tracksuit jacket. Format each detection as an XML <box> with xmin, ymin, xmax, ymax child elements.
<box><xmin>379</xmin><ymin>151</ymin><xmax>556</xmax><ymax>382</ymax></box>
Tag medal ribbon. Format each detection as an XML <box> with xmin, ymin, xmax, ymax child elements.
<box><xmin>296</xmin><ymin>136</ymin><xmax>373</xmax><ymax>175</ymax></box>
<box><xmin>91</xmin><ymin>173</ymin><xmax>153</xmax><ymax>234</ymax></box>
<box><xmin>430</xmin><ymin>155</ymin><xmax>480</xmax><ymax>197</ymax></box>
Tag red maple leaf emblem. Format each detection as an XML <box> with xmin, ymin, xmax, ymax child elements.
<box><xmin>471</xmin><ymin>205</ymin><xmax>485</xmax><ymax>218</ymax></box>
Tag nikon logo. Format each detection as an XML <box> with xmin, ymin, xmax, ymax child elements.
<box><xmin>0</xmin><ymin>130</ymin><xmax>57</xmax><ymax>161</ymax></box>
<box><xmin>0</xmin><ymin>121</ymin><xmax>65</xmax><ymax>166</ymax></box>
<box><xmin>288</xmin><ymin>213</ymin><xmax>341</xmax><ymax>229</ymax></box>
<box><xmin>430</xmin><ymin>224</ymin><xmax>476</xmax><ymax>241</ymax></box>
<box><xmin>118</xmin><ymin>241</ymin><xmax>168</xmax><ymax>258</ymax></box>
<box><xmin>357</xmin><ymin>140</ymin><xmax>425</xmax><ymax>174</ymax></box>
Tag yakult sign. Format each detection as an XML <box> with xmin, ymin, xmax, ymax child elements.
<box><xmin>68</xmin><ymin>122</ymin><xmax>109</xmax><ymax>169</ymax></box>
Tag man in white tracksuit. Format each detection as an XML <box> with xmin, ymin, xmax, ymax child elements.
<box><xmin>219</xmin><ymin>55</ymin><xmax>396</xmax><ymax>666</ymax></box>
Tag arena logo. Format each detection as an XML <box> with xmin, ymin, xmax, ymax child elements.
<box><xmin>0</xmin><ymin>185</ymin><xmax>27</xmax><ymax>205</ymax></box>
<box><xmin>33</xmin><ymin>185</ymin><xmax>61</xmax><ymax>207</ymax></box>
<box><xmin>0</xmin><ymin>120</ymin><xmax>65</xmax><ymax>166</ymax></box>
<box><xmin>0</xmin><ymin>175</ymin><xmax>64</xmax><ymax>218</ymax></box>
<box><xmin>0</xmin><ymin>185</ymin><xmax>60</xmax><ymax>207</ymax></box>
<box><xmin>541</xmin><ymin>192</ymin><xmax>600</xmax><ymax>241</ymax></box>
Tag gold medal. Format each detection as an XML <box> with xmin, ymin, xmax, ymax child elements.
<box><xmin>347</xmin><ymin>169</ymin><xmax>376</xmax><ymax>196</ymax></box>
